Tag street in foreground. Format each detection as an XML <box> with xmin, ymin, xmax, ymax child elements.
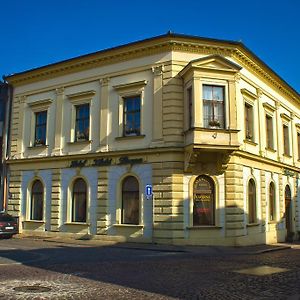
<box><xmin>0</xmin><ymin>237</ymin><xmax>299</xmax><ymax>299</ymax></box>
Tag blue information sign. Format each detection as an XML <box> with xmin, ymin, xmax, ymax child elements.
<box><xmin>145</xmin><ymin>184</ymin><xmax>153</xmax><ymax>198</ymax></box>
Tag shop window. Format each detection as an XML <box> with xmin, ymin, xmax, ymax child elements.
<box><xmin>31</xmin><ymin>180</ymin><xmax>44</xmax><ymax>220</ymax></box>
<box><xmin>72</xmin><ymin>178</ymin><xmax>87</xmax><ymax>222</ymax></box>
<box><xmin>34</xmin><ymin>111</ymin><xmax>47</xmax><ymax>146</ymax></box>
<box><xmin>75</xmin><ymin>104</ymin><xmax>90</xmax><ymax>141</ymax></box>
<box><xmin>122</xmin><ymin>176</ymin><xmax>139</xmax><ymax>224</ymax></box>
<box><xmin>269</xmin><ymin>182</ymin><xmax>276</xmax><ymax>221</ymax></box>
<box><xmin>248</xmin><ymin>179</ymin><xmax>257</xmax><ymax>223</ymax></box>
<box><xmin>123</xmin><ymin>96</ymin><xmax>141</xmax><ymax>136</ymax></box>
<box><xmin>203</xmin><ymin>85</ymin><xmax>225</xmax><ymax>129</ymax></box>
<box><xmin>193</xmin><ymin>175</ymin><xmax>215</xmax><ymax>226</ymax></box>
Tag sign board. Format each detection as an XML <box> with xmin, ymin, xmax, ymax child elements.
<box><xmin>145</xmin><ymin>184</ymin><xmax>153</xmax><ymax>199</ymax></box>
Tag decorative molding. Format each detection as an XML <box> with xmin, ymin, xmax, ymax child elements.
<box><xmin>263</xmin><ymin>102</ymin><xmax>276</xmax><ymax>112</ymax></box>
<box><xmin>100</xmin><ymin>77</ymin><xmax>110</xmax><ymax>86</ymax></box>
<box><xmin>241</xmin><ymin>88</ymin><xmax>257</xmax><ymax>100</ymax></box>
<box><xmin>28</xmin><ymin>98</ymin><xmax>52</xmax><ymax>112</ymax></box>
<box><xmin>66</xmin><ymin>90</ymin><xmax>96</xmax><ymax>104</ymax></box>
<box><xmin>280</xmin><ymin>113</ymin><xmax>292</xmax><ymax>122</ymax></box>
<box><xmin>152</xmin><ymin>65</ymin><xmax>164</xmax><ymax>76</ymax></box>
<box><xmin>55</xmin><ymin>87</ymin><xmax>64</xmax><ymax>95</ymax></box>
<box><xmin>5</xmin><ymin>37</ymin><xmax>299</xmax><ymax>105</ymax></box>
<box><xmin>256</xmin><ymin>88</ymin><xmax>263</xmax><ymax>98</ymax></box>
<box><xmin>113</xmin><ymin>80</ymin><xmax>147</xmax><ymax>92</ymax></box>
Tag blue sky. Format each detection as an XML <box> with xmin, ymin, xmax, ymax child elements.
<box><xmin>1</xmin><ymin>0</ymin><xmax>299</xmax><ymax>93</ymax></box>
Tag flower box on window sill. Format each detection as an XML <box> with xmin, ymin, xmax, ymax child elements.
<box><xmin>34</xmin><ymin>139</ymin><xmax>46</xmax><ymax>146</ymax></box>
<box><xmin>246</xmin><ymin>222</ymin><xmax>260</xmax><ymax>227</ymax></box>
<box><xmin>208</xmin><ymin>119</ymin><xmax>221</xmax><ymax>128</ymax></box>
<box><xmin>68</xmin><ymin>140</ymin><xmax>92</xmax><ymax>145</ymax></box>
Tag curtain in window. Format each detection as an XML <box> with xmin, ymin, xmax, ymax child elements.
<box><xmin>193</xmin><ymin>176</ymin><xmax>215</xmax><ymax>226</ymax></box>
<box><xmin>122</xmin><ymin>176</ymin><xmax>139</xmax><ymax>224</ymax></box>
<box><xmin>72</xmin><ymin>178</ymin><xmax>87</xmax><ymax>222</ymax></box>
<box><xmin>31</xmin><ymin>180</ymin><xmax>43</xmax><ymax>220</ymax></box>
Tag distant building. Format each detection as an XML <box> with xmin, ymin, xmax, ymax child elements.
<box><xmin>0</xmin><ymin>82</ymin><xmax>12</xmax><ymax>211</ymax></box>
<box><xmin>4</xmin><ymin>33</ymin><xmax>300</xmax><ymax>245</ymax></box>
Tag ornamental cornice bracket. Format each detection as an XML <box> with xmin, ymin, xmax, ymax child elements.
<box><xmin>152</xmin><ymin>65</ymin><xmax>164</xmax><ymax>76</ymax></box>
<box><xmin>100</xmin><ymin>77</ymin><xmax>110</xmax><ymax>86</ymax></box>
<box><xmin>56</xmin><ymin>87</ymin><xmax>64</xmax><ymax>96</ymax></box>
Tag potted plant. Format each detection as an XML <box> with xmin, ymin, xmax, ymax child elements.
<box><xmin>208</xmin><ymin>119</ymin><xmax>220</xmax><ymax>128</ymax></box>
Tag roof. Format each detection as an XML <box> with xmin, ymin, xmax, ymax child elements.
<box><xmin>4</xmin><ymin>32</ymin><xmax>300</xmax><ymax>100</ymax></box>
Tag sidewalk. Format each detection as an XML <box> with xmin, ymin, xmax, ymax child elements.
<box><xmin>15</xmin><ymin>234</ymin><xmax>297</xmax><ymax>255</ymax></box>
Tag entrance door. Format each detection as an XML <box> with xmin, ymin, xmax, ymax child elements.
<box><xmin>284</xmin><ymin>185</ymin><xmax>293</xmax><ymax>241</ymax></box>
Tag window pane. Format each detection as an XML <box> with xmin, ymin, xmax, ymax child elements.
<box><xmin>248</xmin><ymin>179</ymin><xmax>256</xmax><ymax>223</ymax></box>
<box><xmin>72</xmin><ymin>179</ymin><xmax>87</xmax><ymax>222</ymax></box>
<box><xmin>203</xmin><ymin>85</ymin><xmax>224</xmax><ymax>129</ymax></box>
<box><xmin>124</xmin><ymin>96</ymin><xmax>140</xmax><ymax>136</ymax></box>
<box><xmin>31</xmin><ymin>180</ymin><xmax>43</xmax><ymax>221</ymax></box>
<box><xmin>269</xmin><ymin>183</ymin><xmax>276</xmax><ymax>221</ymax></box>
<box><xmin>75</xmin><ymin>104</ymin><xmax>90</xmax><ymax>141</ymax></box>
<box><xmin>122</xmin><ymin>176</ymin><xmax>139</xmax><ymax>224</ymax></box>
<box><xmin>283</xmin><ymin>125</ymin><xmax>289</xmax><ymax>155</ymax></box>
<box><xmin>35</xmin><ymin>111</ymin><xmax>47</xmax><ymax>145</ymax></box>
<box><xmin>266</xmin><ymin>115</ymin><xmax>273</xmax><ymax>149</ymax></box>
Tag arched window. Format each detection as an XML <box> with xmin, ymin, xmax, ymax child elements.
<box><xmin>193</xmin><ymin>176</ymin><xmax>215</xmax><ymax>226</ymax></box>
<box><xmin>248</xmin><ymin>179</ymin><xmax>256</xmax><ymax>224</ymax></box>
<box><xmin>72</xmin><ymin>178</ymin><xmax>87</xmax><ymax>223</ymax></box>
<box><xmin>122</xmin><ymin>176</ymin><xmax>139</xmax><ymax>225</ymax></box>
<box><xmin>269</xmin><ymin>182</ymin><xmax>276</xmax><ymax>221</ymax></box>
<box><xmin>285</xmin><ymin>185</ymin><xmax>292</xmax><ymax>234</ymax></box>
<box><xmin>31</xmin><ymin>180</ymin><xmax>43</xmax><ymax>221</ymax></box>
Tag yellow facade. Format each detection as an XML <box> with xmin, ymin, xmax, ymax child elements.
<box><xmin>5</xmin><ymin>33</ymin><xmax>300</xmax><ymax>246</ymax></box>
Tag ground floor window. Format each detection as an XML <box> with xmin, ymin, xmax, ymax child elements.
<box><xmin>122</xmin><ymin>176</ymin><xmax>139</xmax><ymax>224</ymax></box>
<box><xmin>248</xmin><ymin>179</ymin><xmax>257</xmax><ymax>224</ymax></box>
<box><xmin>72</xmin><ymin>178</ymin><xmax>87</xmax><ymax>222</ymax></box>
<box><xmin>193</xmin><ymin>175</ymin><xmax>215</xmax><ymax>226</ymax></box>
<box><xmin>31</xmin><ymin>180</ymin><xmax>43</xmax><ymax>220</ymax></box>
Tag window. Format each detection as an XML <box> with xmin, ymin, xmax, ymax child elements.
<box><xmin>248</xmin><ymin>179</ymin><xmax>256</xmax><ymax>223</ymax></box>
<box><xmin>193</xmin><ymin>176</ymin><xmax>215</xmax><ymax>226</ymax></box>
<box><xmin>203</xmin><ymin>85</ymin><xmax>225</xmax><ymax>129</ymax></box>
<box><xmin>266</xmin><ymin>115</ymin><xmax>274</xmax><ymax>149</ymax></box>
<box><xmin>34</xmin><ymin>111</ymin><xmax>47</xmax><ymax>145</ymax></box>
<box><xmin>283</xmin><ymin>125</ymin><xmax>290</xmax><ymax>155</ymax></box>
<box><xmin>298</xmin><ymin>132</ymin><xmax>300</xmax><ymax>160</ymax></box>
<box><xmin>269</xmin><ymin>182</ymin><xmax>276</xmax><ymax>221</ymax></box>
<box><xmin>123</xmin><ymin>96</ymin><xmax>141</xmax><ymax>136</ymax></box>
<box><xmin>75</xmin><ymin>104</ymin><xmax>90</xmax><ymax>141</ymax></box>
<box><xmin>72</xmin><ymin>178</ymin><xmax>87</xmax><ymax>222</ymax></box>
<box><xmin>187</xmin><ymin>87</ymin><xmax>193</xmax><ymax>129</ymax></box>
<box><xmin>31</xmin><ymin>180</ymin><xmax>43</xmax><ymax>220</ymax></box>
<box><xmin>244</xmin><ymin>103</ymin><xmax>254</xmax><ymax>141</ymax></box>
<box><xmin>122</xmin><ymin>176</ymin><xmax>139</xmax><ymax>224</ymax></box>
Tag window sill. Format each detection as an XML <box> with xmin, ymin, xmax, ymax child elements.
<box><xmin>23</xmin><ymin>220</ymin><xmax>44</xmax><ymax>223</ymax></box>
<box><xmin>268</xmin><ymin>221</ymin><xmax>277</xmax><ymax>224</ymax></box>
<box><xmin>28</xmin><ymin>145</ymin><xmax>48</xmax><ymax>149</ymax></box>
<box><xmin>186</xmin><ymin>225</ymin><xmax>222</xmax><ymax>230</ymax></box>
<box><xmin>283</xmin><ymin>154</ymin><xmax>292</xmax><ymax>158</ymax></box>
<box><xmin>64</xmin><ymin>222</ymin><xmax>90</xmax><ymax>226</ymax></box>
<box><xmin>67</xmin><ymin>140</ymin><xmax>92</xmax><ymax>145</ymax></box>
<box><xmin>113</xmin><ymin>224</ymin><xmax>144</xmax><ymax>228</ymax></box>
<box><xmin>243</xmin><ymin>139</ymin><xmax>257</xmax><ymax>146</ymax></box>
<box><xmin>246</xmin><ymin>222</ymin><xmax>260</xmax><ymax>227</ymax></box>
<box><xmin>265</xmin><ymin>147</ymin><xmax>276</xmax><ymax>153</ymax></box>
<box><xmin>187</xmin><ymin>127</ymin><xmax>239</xmax><ymax>134</ymax></box>
<box><xmin>115</xmin><ymin>135</ymin><xmax>145</xmax><ymax>141</ymax></box>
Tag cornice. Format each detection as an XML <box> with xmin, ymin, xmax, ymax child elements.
<box><xmin>5</xmin><ymin>35</ymin><xmax>299</xmax><ymax>104</ymax></box>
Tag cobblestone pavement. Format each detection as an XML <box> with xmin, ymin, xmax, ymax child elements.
<box><xmin>0</xmin><ymin>238</ymin><xmax>299</xmax><ymax>299</ymax></box>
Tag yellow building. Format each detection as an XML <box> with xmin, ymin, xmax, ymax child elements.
<box><xmin>4</xmin><ymin>33</ymin><xmax>300</xmax><ymax>246</ymax></box>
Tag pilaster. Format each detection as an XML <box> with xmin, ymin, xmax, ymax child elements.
<box><xmin>53</xmin><ymin>87</ymin><xmax>64</xmax><ymax>155</ymax></box>
<box><xmin>256</xmin><ymin>88</ymin><xmax>265</xmax><ymax>156</ymax></box>
<box><xmin>99</xmin><ymin>78</ymin><xmax>110</xmax><ymax>151</ymax></box>
<box><xmin>16</xmin><ymin>96</ymin><xmax>26</xmax><ymax>158</ymax></box>
<box><xmin>151</xmin><ymin>66</ymin><xmax>163</xmax><ymax>144</ymax></box>
<box><xmin>50</xmin><ymin>169</ymin><xmax>61</xmax><ymax>231</ymax></box>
